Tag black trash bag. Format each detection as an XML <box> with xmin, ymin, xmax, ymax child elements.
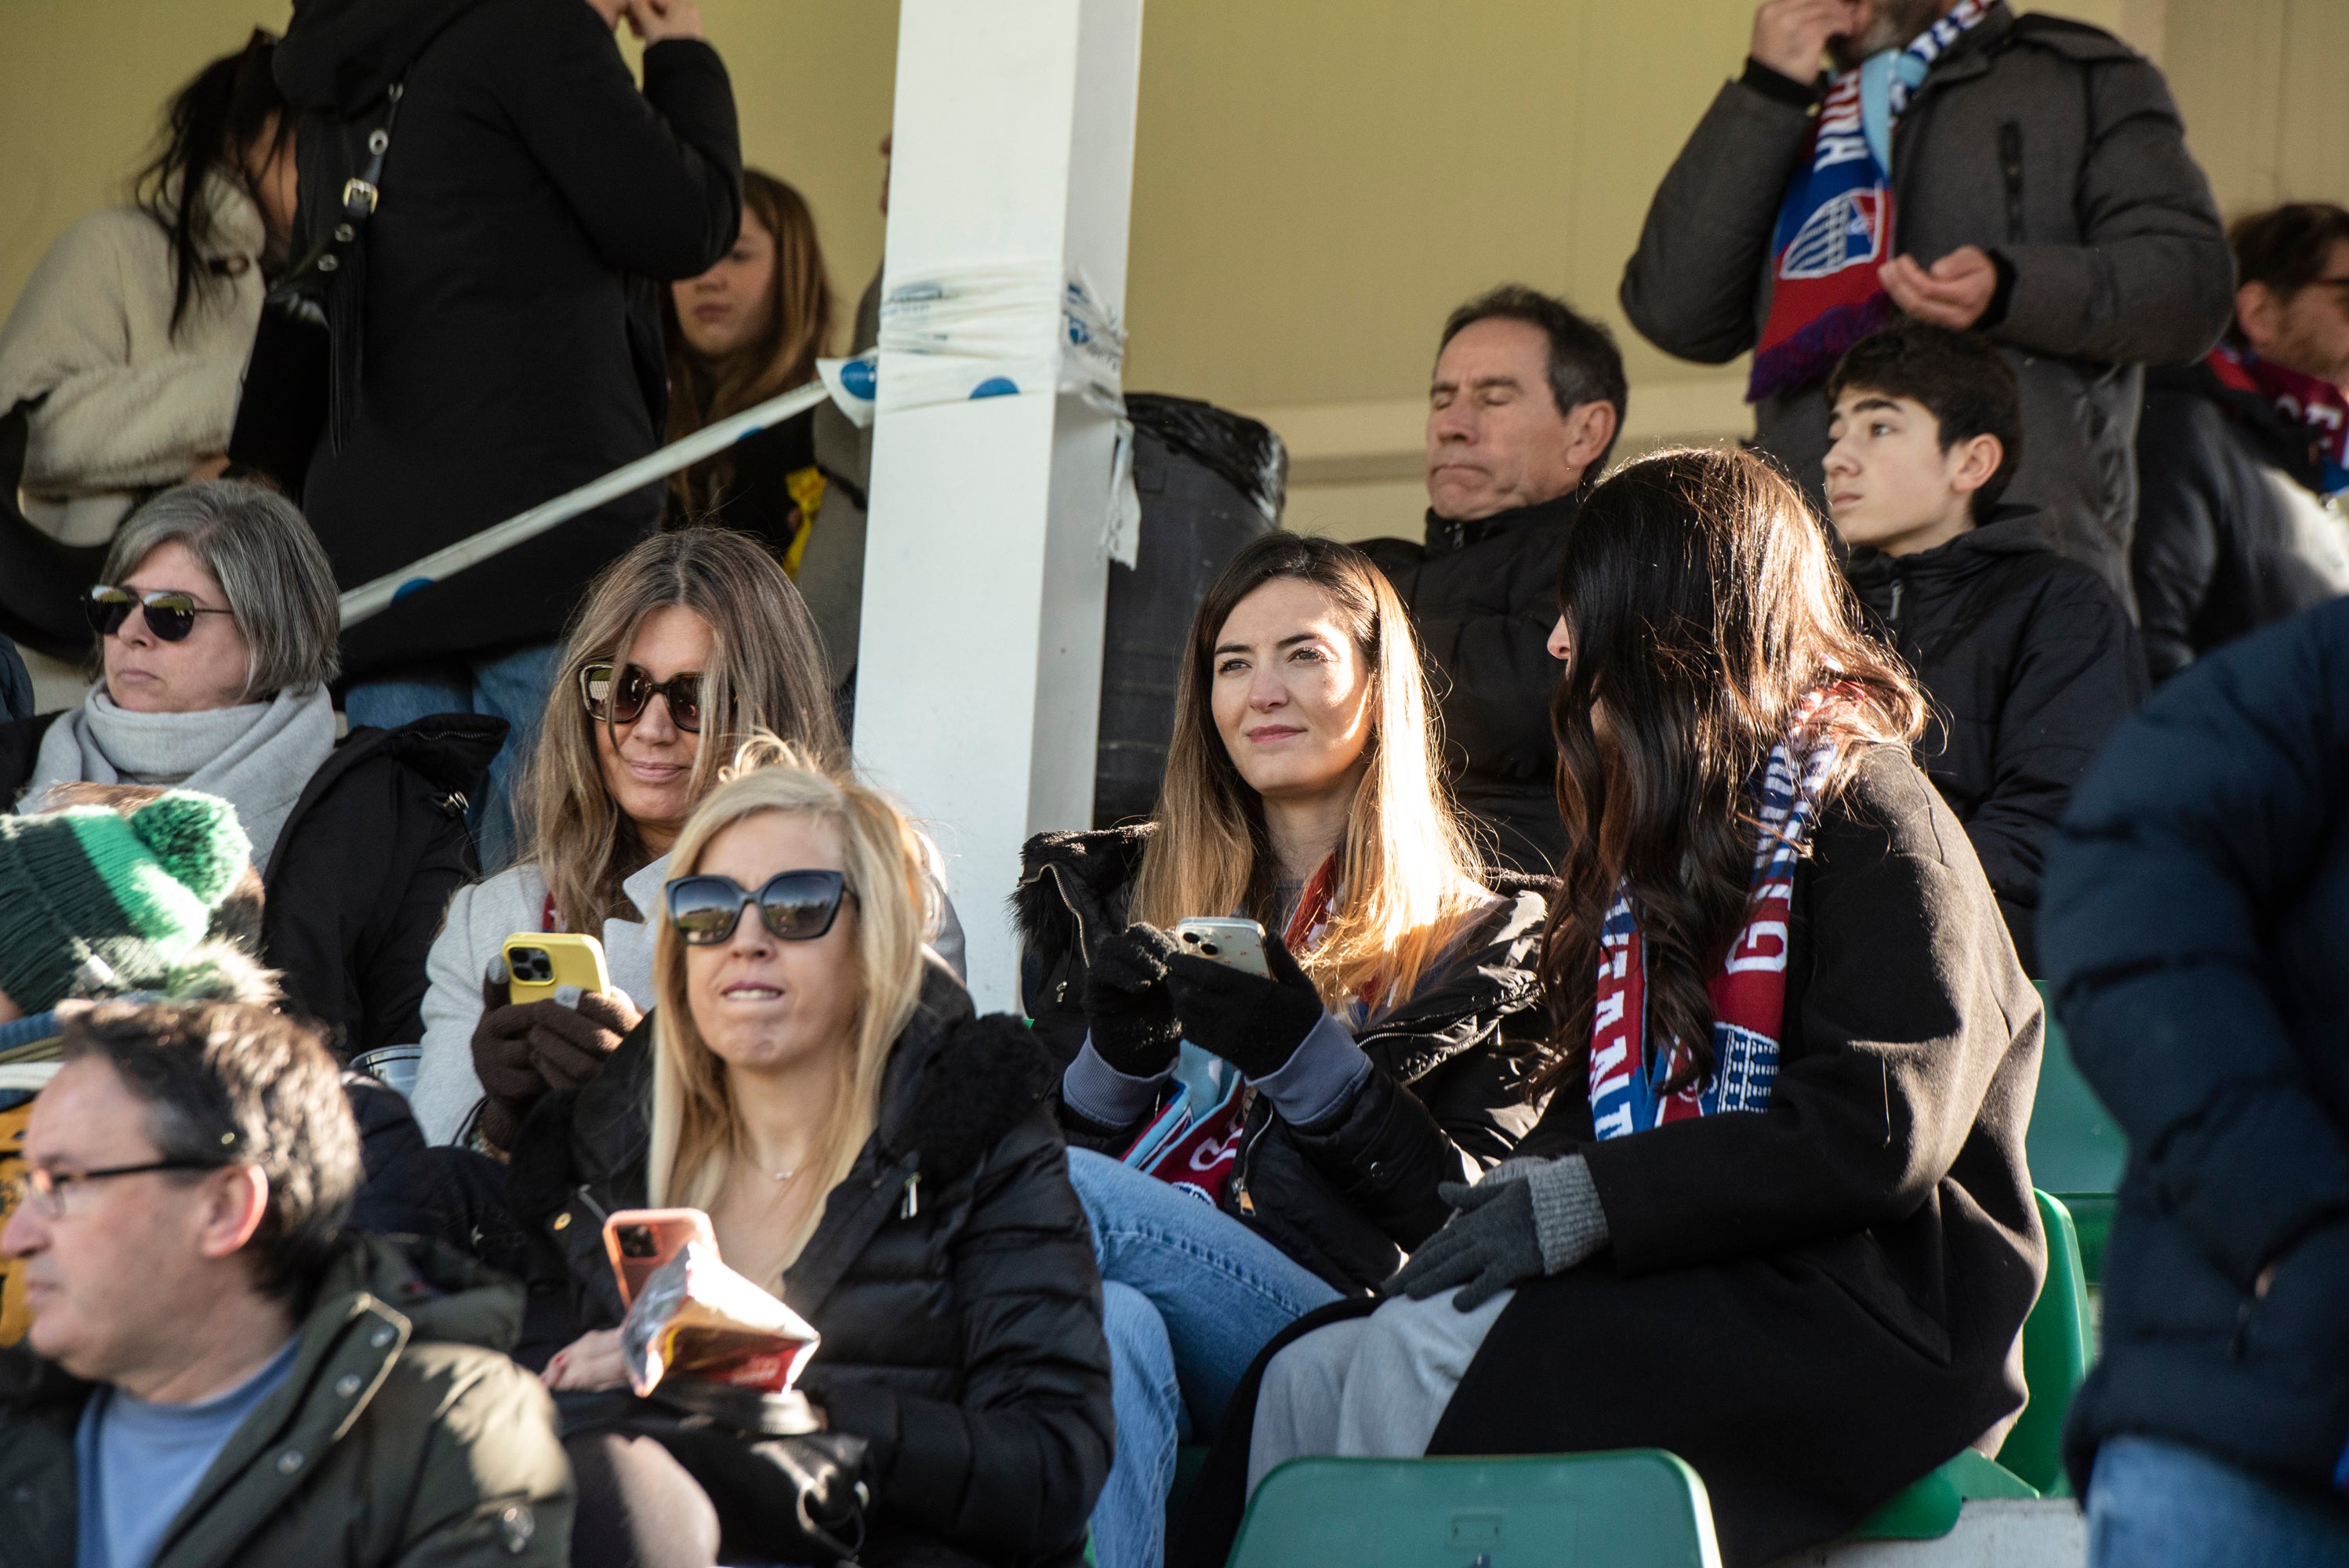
<box><xmin>1095</xmin><ymin>395</ymin><xmax>1287</xmax><ymax>829</ymax></box>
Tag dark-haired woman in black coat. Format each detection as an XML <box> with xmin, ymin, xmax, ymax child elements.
<box><xmin>1178</xmin><ymin>447</ymin><xmax>2044</xmax><ymax>1568</ymax></box>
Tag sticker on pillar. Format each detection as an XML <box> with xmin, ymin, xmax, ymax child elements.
<box><xmin>970</xmin><ymin>377</ymin><xmax>1020</xmax><ymax>399</ymax></box>
<box><xmin>817</xmin><ymin>353</ymin><xmax>879</xmax><ymax>430</ymax></box>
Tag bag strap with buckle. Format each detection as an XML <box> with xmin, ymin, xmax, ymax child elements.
<box><xmin>273</xmin><ymin>81</ymin><xmax>405</xmax><ymax>324</ymax></box>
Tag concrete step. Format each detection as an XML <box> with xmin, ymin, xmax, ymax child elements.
<box><xmin>1771</xmin><ymin>1500</ymin><xmax>2085</xmax><ymax>1568</ymax></box>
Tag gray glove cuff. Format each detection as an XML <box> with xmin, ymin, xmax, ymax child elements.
<box><xmin>1519</xmin><ymin>1155</ymin><xmax>1610</xmax><ymax>1275</ymax></box>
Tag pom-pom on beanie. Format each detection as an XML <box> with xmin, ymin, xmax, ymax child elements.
<box><xmin>0</xmin><ymin>789</ymin><xmax>252</xmax><ymax>1014</ymax></box>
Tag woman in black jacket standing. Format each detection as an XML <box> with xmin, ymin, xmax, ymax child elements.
<box><xmin>261</xmin><ymin>0</ymin><xmax>742</xmax><ymax>869</ymax></box>
<box><xmin>1017</xmin><ymin>532</ymin><xmax>1546</xmax><ymax>1568</ymax></box>
<box><xmin>1190</xmin><ymin>448</ymin><xmax>2046</xmax><ymax>1568</ymax></box>
<box><xmin>514</xmin><ymin>746</ymin><xmax>1113</xmax><ymax>1568</ymax></box>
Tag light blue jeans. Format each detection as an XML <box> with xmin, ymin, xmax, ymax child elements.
<box><xmin>2088</xmin><ymin>1435</ymin><xmax>2349</xmax><ymax>1568</ymax></box>
<box><xmin>343</xmin><ymin>641</ymin><xmax>561</xmax><ymax>874</ymax></box>
<box><xmin>1069</xmin><ymin>1148</ymin><xmax>1341</xmax><ymax>1568</ymax></box>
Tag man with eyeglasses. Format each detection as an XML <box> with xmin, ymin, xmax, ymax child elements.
<box><xmin>0</xmin><ymin>1000</ymin><xmax>572</xmax><ymax>1568</ymax></box>
<box><xmin>2135</xmin><ymin>203</ymin><xmax>2349</xmax><ymax>681</ymax></box>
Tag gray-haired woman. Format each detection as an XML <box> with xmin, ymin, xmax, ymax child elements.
<box><xmin>0</xmin><ymin>480</ymin><xmax>505</xmax><ymax>1057</ymax></box>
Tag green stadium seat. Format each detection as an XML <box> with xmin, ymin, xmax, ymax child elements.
<box><xmin>2027</xmin><ymin>981</ymin><xmax>2125</xmax><ymax>1280</ymax></box>
<box><xmin>1226</xmin><ymin>1450</ymin><xmax>1721</xmax><ymax>1568</ymax></box>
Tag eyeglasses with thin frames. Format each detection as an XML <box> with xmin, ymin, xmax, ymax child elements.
<box><xmin>2</xmin><ymin>1159</ymin><xmax>228</xmax><ymax>1221</ymax></box>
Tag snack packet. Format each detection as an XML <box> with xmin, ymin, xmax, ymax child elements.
<box><xmin>619</xmin><ymin>1240</ymin><xmax>821</xmax><ymax>1398</ymax></box>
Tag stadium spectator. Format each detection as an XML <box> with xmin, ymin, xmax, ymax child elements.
<box><xmin>0</xmin><ymin>33</ymin><xmax>291</xmax><ymax>551</ymax></box>
<box><xmin>663</xmin><ymin>171</ymin><xmax>833</xmax><ymax>574</ymax></box>
<box><xmin>1622</xmin><ymin>0</ymin><xmax>2231</xmax><ymax>609</ymax></box>
<box><xmin>0</xmin><ymin>1000</ymin><xmax>572</xmax><ymax>1566</ymax></box>
<box><xmin>1825</xmin><ymin>321</ymin><xmax>2142</xmax><ymax>971</ymax></box>
<box><xmin>1019</xmin><ymin>532</ymin><xmax>1547</xmax><ymax>1568</ymax></box>
<box><xmin>254</xmin><ymin>0</ymin><xmax>743</xmax><ymax>871</ymax></box>
<box><xmin>513</xmin><ymin>746</ymin><xmax>1112</xmax><ymax>1568</ymax></box>
<box><xmin>1186</xmin><ymin>448</ymin><xmax>2042</xmax><ymax>1568</ymax></box>
<box><xmin>2135</xmin><ymin>203</ymin><xmax>2349</xmax><ymax>680</ymax></box>
<box><xmin>2042</xmin><ymin>597</ymin><xmax>2349</xmax><ymax>1566</ymax></box>
<box><xmin>406</xmin><ymin>528</ymin><xmax>849</xmax><ymax>1149</ymax></box>
<box><xmin>1360</xmin><ymin>285</ymin><xmax>1623</xmax><ymax>875</ymax></box>
<box><xmin>0</xmin><ymin>482</ymin><xmax>501</xmax><ymax>1058</ymax></box>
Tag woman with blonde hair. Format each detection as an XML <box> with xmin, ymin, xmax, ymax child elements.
<box><xmin>406</xmin><ymin>526</ymin><xmax>851</xmax><ymax>1149</ymax></box>
<box><xmin>514</xmin><ymin>743</ymin><xmax>1113</xmax><ymax>1568</ymax></box>
<box><xmin>1015</xmin><ymin>530</ymin><xmax>1548</xmax><ymax>1568</ymax></box>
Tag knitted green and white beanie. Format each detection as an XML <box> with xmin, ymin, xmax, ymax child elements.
<box><xmin>0</xmin><ymin>791</ymin><xmax>252</xmax><ymax>1014</ymax></box>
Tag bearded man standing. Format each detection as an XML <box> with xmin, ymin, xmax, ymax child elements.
<box><xmin>1622</xmin><ymin>0</ymin><xmax>2231</xmax><ymax>614</ymax></box>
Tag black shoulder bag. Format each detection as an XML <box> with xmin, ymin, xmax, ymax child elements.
<box><xmin>225</xmin><ymin>82</ymin><xmax>403</xmax><ymax>494</ymax></box>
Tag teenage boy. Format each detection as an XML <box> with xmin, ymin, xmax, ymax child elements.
<box><xmin>1823</xmin><ymin>320</ymin><xmax>2143</xmax><ymax>973</ymax></box>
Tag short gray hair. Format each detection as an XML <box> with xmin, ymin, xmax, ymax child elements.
<box><xmin>102</xmin><ymin>481</ymin><xmax>341</xmax><ymax>698</ymax></box>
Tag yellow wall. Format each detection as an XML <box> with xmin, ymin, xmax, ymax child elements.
<box><xmin>5</xmin><ymin>0</ymin><xmax>2336</xmax><ymax>545</ymax></box>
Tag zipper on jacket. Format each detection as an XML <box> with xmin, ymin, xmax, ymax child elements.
<box><xmin>1998</xmin><ymin>122</ymin><xmax>2024</xmax><ymax>244</ymax></box>
<box><xmin>1887</xmin><ymin>578</ymin><xmax>1905</xmax><ymax>627</ymax></box>
<box><xmin>899</xmin><ymin>1172</ymin><xmax>920</xmax><ymax>1219</ymax></box>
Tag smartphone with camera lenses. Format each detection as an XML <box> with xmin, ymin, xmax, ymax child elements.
<box><xmin>502</xmin><ymin>932</ymin><xmax>612</xmax><ymax>1005</ymax></box>
<box><xmin>1170</xmin><ymin>917</ymin><xmax>1272</xmax><ymax>978</ymax></box>
<box><xmin>602</xmin><ymin>1208</ymin><xmax>719</xmax><ymax>1308</ymax></box>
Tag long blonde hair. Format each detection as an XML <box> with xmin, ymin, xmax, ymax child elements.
<box><xmin>521</xmin><ymin>529</ymin><xmax>847</xmax><ymax>936</ymax></box>
<box><xmin>1131</xmin><ymin>533</ymin><xmax>1486</xmax><ymax>1007</ymax></box>
<box><xmin>647</xmin><ymin>740</ymin><xmax>932</xmax><ymax>1276</ymax></box>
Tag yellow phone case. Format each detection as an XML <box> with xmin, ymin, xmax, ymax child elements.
<box><xmin>503</xmin><ymin>932</ymin><xmax>612</xmax><ymax>1005</ymax></box>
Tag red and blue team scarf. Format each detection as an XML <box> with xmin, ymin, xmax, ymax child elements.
<box><xmin>2209</xmin><ymin>340</ymin><xmax>2349</xmax><ymax>496</ymax></box>
<box><xmin>1748</xmin><ymin>0</ymin><xmax>1995</xmax><ymax>402</ymax></box>
<box><xmin>1586</xmin><ymin>694</ymin><xmax>1843</xmax><ymax>1139</ymax></box>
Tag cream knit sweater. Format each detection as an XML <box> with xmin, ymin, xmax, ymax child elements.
<box><xmin>0</xmin><ymin>173</ymin><xmax>265</xmax><ymax>546</ymax></box>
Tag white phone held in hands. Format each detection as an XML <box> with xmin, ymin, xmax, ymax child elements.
<box><xmin>1171</xmin><ymin>916</ymin><xmax>1272</xmax><ymax>978</ymax></box>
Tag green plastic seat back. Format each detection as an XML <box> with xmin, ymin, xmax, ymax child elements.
<box><xmin>1993</xmin><ymin>1190</ymin><xmax>2092</xmax><ymax>1494</ymax></box>
<box><xmin>2027</xmin><ymin>981</ymin><xmax>2126</xmax><ymax>1280</ymax></box>
<box><xmin>1228</xmin><ymin>1451</ymin><xmax>1722</xmax><ymax>1568</ymax></box>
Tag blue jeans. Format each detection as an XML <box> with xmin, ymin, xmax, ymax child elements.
<box><xmin>1069</xmin><ymin>1148</ymin><xmax>1340</xmax><ymax>1568</ymax></box>
<box><xmin>2088</xmin><ymin>1435</ymin><xmax>2349</xmax><ymax>1568</ymax></box>
<box><xmin>344</xmin><ymin>641</ymin><xmax>560</xmax><ymax>874</ymax></box>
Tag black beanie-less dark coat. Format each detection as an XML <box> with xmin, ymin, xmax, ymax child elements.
<box><xmin>1360</xmin><ymin>492</ymin><xmax>1577</xmax><ymax>876</ymax></box>
<box><xmin>1172</xmin><ymin>746</ymin><xmax>2046</xmax><ymax>1568</ymax></box>
<box><xmin>1844</xmin><ymin>510</ymin><xmax>2144</xmax><ymax>972</ymax></box>
<box><xmin>508</xmin><ymin>968</ymin><xmax>1116</xmax><ymax>1568</ymax></box>
<box><xmin>270</xmin><ymin>0</ymin><xmax>743</xmax><ymax>677</ymax></box>
<box><xmin>2042</xmin><ymin>597</ymin><xmax>2349</xmax><ymax>1502</ymax></box>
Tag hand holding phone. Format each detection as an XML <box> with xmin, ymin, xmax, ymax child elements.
<box><xmin>604</xmin><ymin>1208</ymin><xmax>719</xmax><ymax>1308</ymax></box>
<box><xmin>503</xmin><ymin>933</ymin><xmax>612</xmax><ymax>1005</ymax></box>
<box><xmin>1169</xmin><ymin>917</ymin><xmax>1272</xmax><ymax>978</ymax></box>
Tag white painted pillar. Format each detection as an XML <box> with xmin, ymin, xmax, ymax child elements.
<box><xmin>854</xmin><ymin>0</ymin><xmax>1145</xmax><ymax>1011</ymax></box>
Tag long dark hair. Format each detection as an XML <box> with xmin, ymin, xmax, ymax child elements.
<box><xmin>135</xmin><ymin>30</ymin><xmax>290</xmax><ymax>339</ymax></box>
<box><xmin>664</xmin><ymin>171</ymin><xmax>835</xmax><ymax>514</ymax></box>
<box><xmin>1535</xmin><ymin>448</ymin><xmax>1923</xmax><ymax>1095</ymax></box>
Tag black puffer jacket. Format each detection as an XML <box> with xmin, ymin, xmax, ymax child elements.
<box><xmin>1015</xmin><ymin>824</ymin><xmax>1548</xmax><ymax>1294</ymax></box>
<box><xmin>0</xmin><ymin>710</ymin><xmax>503</xmax><ymax>1056</ymax></box>
<box><xmin>270</xmin><ymin>0</ymin><xmax>742</xmax><ymax>677</ymax></box>
<box><xmin>510</xmin><ymin>967</ymin><xmax>1115</xmax><ymax>1568</ymax></box>
<box><xmin>1361</xmin><ymin>492</ymin><xmax>1574</xmax><ymax>875</ymax></box>
<box><xmin>1845</xmin><ymin>510</ymin><xmax>2143</xmax><ymax>972</ymax></box>
<box><xmin>2044</xmin><ymin>597</ymin><xmax>2349</xmax><ymax>1500</ymax></box>
<box><xmin>2132</xmin><ymin>358</ymin><xmax>2349</xmax><ymax>681</ymax></box>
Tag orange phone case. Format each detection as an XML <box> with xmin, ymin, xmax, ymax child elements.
<box><xmin>602</xmin><ymin>1208</ymin><xmax>718</xmax><ymax>1308</ymax></box>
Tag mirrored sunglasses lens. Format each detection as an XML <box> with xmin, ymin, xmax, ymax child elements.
<box><xmin>140</xmin><ymin>594</ymin><xmax>199</xmax><ymax>641</ymax></box>
<box><xmin>757</xmin><ymin>875</ymin><xmax>840</xmax><ymax>939</ymax></box>
<box><xmin>85</xmin><ymin>588</ymin><xmax>135</xmax><ymax>636</ymax></box>
<box><xmin>667</xmin><ymin>879</ymin><xmax>743</xmax><ymax>944</ymax></box>
<box><xmin>582</xmin><ymin>663</ymin><xmax>617</xmax><ymax>715</ymax></box>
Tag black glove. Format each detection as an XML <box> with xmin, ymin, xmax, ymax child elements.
<box><xmin>1084</xmin><ymin>924</ymin><xmax>1182</xmax><ymax>1077</ymax></box>
<box><xmin>1389</xmin><ymin>1157</ymin><xmax>1610</xmax><ymax>1310</ymax></box>
<box><xmin>1163</xmin><ymin>931</ymin><xmax>1325</xmax><ymax>1080</ymax></box>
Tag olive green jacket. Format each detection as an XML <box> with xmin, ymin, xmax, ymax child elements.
<box><xmin>0</xmin><ymin>1235</ymin><xmax>572</xmax><ymax>1568</ymax></box>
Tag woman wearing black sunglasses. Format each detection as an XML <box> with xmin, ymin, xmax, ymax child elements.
<box><xmin>407</xmin><ymin>529</ymin><xmax>960</xmax><ymax>1153</ymax></box>
<box><xmin>510</xmin><ymin>744</ymin><xmax>1113</xmax><ymax>1568</ymax></box>
<box><xmin>0</xmin><ymin>481</ymin><xmax>503</xmax><ymax>1061</ymax></box>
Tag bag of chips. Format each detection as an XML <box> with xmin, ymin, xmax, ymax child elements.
<box><xmin>619</xmin><ymin>1240</ymin><xmax>820</xmax><ymax>1398</ymax></box>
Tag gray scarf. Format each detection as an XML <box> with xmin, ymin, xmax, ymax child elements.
<box><xmin>24</xmin><ymin>686</ymin><xmax>339</xmax><ymax>874</ymax></box>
